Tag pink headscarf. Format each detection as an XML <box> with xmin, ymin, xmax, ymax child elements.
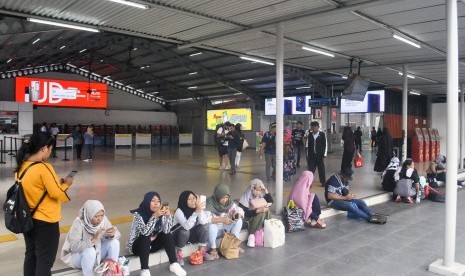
<box><xmin>284</xmin><ymin>127</ymin><xmax>292</xmax><ymax>143</ymax></box>
<box><xmin>289</xmin><ymin>171</ymin><xmax>315</xmax><ymax>221</ymax></box>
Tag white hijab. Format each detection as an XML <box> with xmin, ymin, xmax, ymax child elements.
<box><xmin>239</xmin><ymin>179</ymin><xmax>266</xmax><ymax>208</ymax></box>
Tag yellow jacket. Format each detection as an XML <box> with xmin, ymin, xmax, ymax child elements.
<box><xmin>19</xmin><ymin>161</ymin><xmax>70</xmax><ymax>223</ymax></box>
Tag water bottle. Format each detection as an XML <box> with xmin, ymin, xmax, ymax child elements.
<box><xmin>416</xmin><ymin>190</ymin><xmax>421</xmax><ymax>203</ymax></box>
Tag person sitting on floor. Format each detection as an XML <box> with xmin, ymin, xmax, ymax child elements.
<box><xmin>173</xmin><ymin>191</ymin><xmax>215</xmax><ymax>265</ymax></box>
<box><xmin>426</xmin><ymin>154</ymin><xmax>447</xmax><ymax>185</ymax></box>
<box><xmin>238</xmin><ymin>179</ymin><xmax>273</xmax><ymax>247</ymax></box>
<box><xmin>289</xmin><ymin>171</ymin><xmax>326</xmax><ymax>229</ymax></box>
<box><xmin>205</xmin><ymin>184</ymin><xmax>244</xmax><ymax>259</ymax></box>
<box><xmin>381</xmin><ymin>157</ymin><xmax>400</xmax><ymax>192</ymax></box>
<box><xmin>127</xmin><ymin>192</ymin><xmax>186</xmax><ymax>276</ymax></box>
<box><xmin>61</xmin><ymin>200</ymin><xmax>121</xmax><ymax>276</ymax></box>
<box><xmin>325</xmin><ymin>172</ymin><xmax>378</xmax><ymax>223</ymax></box>
<box><xmin>394</xmin><ymin>158</ymin><xmax>420</xmax><ymax>204</ymax></box>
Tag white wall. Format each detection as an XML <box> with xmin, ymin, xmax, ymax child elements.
<box><xmin>0</xmin><ymin>101</ymin><xmax>33</xmax><ymax>136</ymax></box>
<box><xmin>431</xmin><ymin>103</ymin><xmax>447</xmax><ymax>154</ymax></box>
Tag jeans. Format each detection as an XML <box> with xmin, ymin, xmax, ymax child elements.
<box><xmin>295</xmin><ymin>143</ymin><xmax>303</xmax><ymax>166</ymax></box>
<box><xmin>85</xmin><ymin>144</ymin><xmax>93</xmax><ymax>159</ymax></box>
<box><xmin>228</xmin><ymin>147</ymin><xmax>237</xmax><ymax>171</ymax></box>
<box><xmin>208</xmin><ymin>219</ymin><xmax>243</xmax><ymax>249</ymax></box>
<box><xmin>309</xmin><ymin>194</ymin><xmax>322</xmax><ymax>221</ymax></box>
<box><xmin>265</xmin><ymin>153</ymin><xmax>276</xmax><ymax>181</ymax></box>
<box><xmin>329</xmin><ymin>199</ymin><xmax>373</xmax><ymax>221</ymax></box>
<box><xmin>131</xmin><ymin>232</ymin><xmax>177</xmax><ymax>269</ymax></box>
<box><xmin>72</xmin><ymin>239</ymin><xmax>120</xmax><ymax>276</ymax></box>
<box><xmin>174</xmin><ymin>224</ymin><xmax>209</xmax><ymax>249</ymax></box>
<box><xmin>23</xmin><ymin>219</ymin><xmax>60</xmax><ymax>276</ymax></box>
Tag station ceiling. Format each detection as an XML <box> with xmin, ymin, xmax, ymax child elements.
<box><xmin>0</xmin><ymin>0</ymin><xmax>464</xmax><ymax>107</ymax></box>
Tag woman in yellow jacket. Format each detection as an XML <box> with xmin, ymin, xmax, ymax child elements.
<box><xmin>16</xmin><ymin>132</ymin><xmax>74</xmax><ymax>276</ymax></box>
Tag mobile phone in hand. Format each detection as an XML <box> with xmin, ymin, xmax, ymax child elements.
<box><xmin>66</xmin><ymin>170</ymin><xmax>78</xmax><ymax>178</ymax></box>
<box><xmin>161</xmin><ymin>202</ymin><xmax>169</xmax><ymax>210</ymax></box>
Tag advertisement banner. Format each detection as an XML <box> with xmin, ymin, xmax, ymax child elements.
<box><xmin>207</xmin><ymin>108</ymin><xmax>252</xmax><ymax>130</ymax></box>
<box><xmin>15</xmin><ymin>77</ymin><xmax>108</xmax><ymax>108</ymax></box>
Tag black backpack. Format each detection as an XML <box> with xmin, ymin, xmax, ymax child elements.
<box><xmin>3</xmin><ymin>162</ymin><xmax>46</xmax><ymax>234</ymax></box>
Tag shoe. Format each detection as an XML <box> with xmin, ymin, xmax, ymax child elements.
<box><xmin>229</xmin><ymin>170</ymin><xmax>236</xmax><ymax>175</ymax></box>
<box><xmin>395</xmin><ymin>195</ymin><xmax>402</xmax><ymax>203</ymax></box>
<box><xmin>219</xmin><ymin>166</ymin><xmax>225</xmax><ymax>170</ymax></box>
<box><xmin>225</xmin><ymin>165</ymin><xmax>231</xmax><ymax>170</ymax></box>
<box><xmin>310</xmin><ymin>219</ymin><xmax>326</xmax><ymax>229</ymax></box>
<box><xmin>247</xmin><ymin>234</ymin><xmax>255</xmax><ymax>247</ymax></box>
<box><xmin>209</xmin><ymin>250</ymin><xmax>219</xmax><ymax>259</ymax></box>
<box><xmin>200</xmin><ymin>249</ymin><xmax>215</xmax><ymax>261</ymax></box>
<box><xmin>176</xmin><ymin>251</ymin><xmax>184</xmax><ymax>266</ymax></box>
<box><xmin>405</xmin><ymin>197</ymin><xmax>414</xmax><ymax>204</ymax></box>
<box><xmin>169</xmin><ymin>262</ymin><xmax>186</xmax><ymax>276</ymax></box>
<box><xmin>140</xmin><ymin>269</ymin><xmax>151</xmax><ymax>276</ymax></box>
<box><xmin>83</xmin><ymin>159</ymin><xmax>90</xmax><ymax>162</ymax></box>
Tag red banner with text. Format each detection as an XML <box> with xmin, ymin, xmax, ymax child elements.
<box><xmin>15</xmin><ymin>77</ymin><xmax>108</xmax><ymax>108</ymax></box>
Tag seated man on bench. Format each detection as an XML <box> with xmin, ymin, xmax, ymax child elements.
<box><xmin>325</xmin><ymin>172</ymin><xmax>386</xmax><ymax>224</ymax></box>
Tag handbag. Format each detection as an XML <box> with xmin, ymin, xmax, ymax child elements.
<box><xmin>254</xmin><ymin>227</ymin><xmax>264</xmax><ymax>247</ymax></box>
<box><xmin>219</xmin><ymin>231</ymin><xmax>242</xmax><ymax>259</ymax></box>
<box><xmin>189</xmin><ymin>250</ymin><xmax>204</xmax><ymax>265</ymax></box>
<box><xmin>94</xmin><ymin>259</ymin><xmax>124</xmax><ymax>276</ymax></box>
<box><xmin>242</xmin><ymin>139</ymin><xmax>249</xmax><ymax>151</ymax></box>
<box><xmin>249</xmin><ymin>198</ymin><xmax>268</xmax><ymax>210</ymax></box>
<box><xmin>264</xmin><ymin>218</ymin><xmax>285</xmax><ymax>248</ymax></box>
<box><xmin>354</xmin><ymin>152</ymin><xmax>363</xmax><ymax>168</ymax></box>
<box><xmin>281</xmin><ymin>200</ymin><xmax>305</xmax><ymax>233</ymax></box>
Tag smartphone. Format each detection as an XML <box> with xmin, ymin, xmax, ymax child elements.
<box><xmin>199</xmin><ymin>195</ymin><xmax>206</xmax><ymax>204</ymax></box>
<box><xmin>161</xmin><ymin>202</ymin><xmax>169</xmax><ymax>210</ymax></box>
<box><xmin>66</xmin><ymin>170</ymin><xmax>78</xmax><ymax>178</ymax></box>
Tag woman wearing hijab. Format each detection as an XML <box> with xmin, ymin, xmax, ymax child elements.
<box><xmin>61</xmin><ymin>200</ymin><xmax>120</xmax><ymax>276</ymax></box>
<box><xmin>205</xmin><ymin>184</ymin><xmax>244</xmax><ymax>259</ymax></box>
<box><xmin>381</xmin><ymin>157</ymin><xmax>400</xmax><ymax>192</ymax></box>
<box><xmin>394</xmin><ymin>159</ymin><xmax>420</xmax><ymax>204</ymax></box>
<box><xmin>283</xmin><ymin>127</ymin><xmax>297</xmax><ymax>181</ymax></box>
<box><xmin>289</xmin><ymin>171</ymin><xmax>326</xmax><ymax>229</ymax></box>
<box><xmin>341</xmin><ymin>126</ymin><xmax>355</xmax><ymax>179</ymax></box>
<box><xmin>238</xmin><ymin>179</ymin><xmax>273</xmax><ymax>247</ymax></box>
<box><xmin>173</xmin><ymin>191</ymin><xmax>214</xmax><ymax>266</ymax></box>
<box><xmin>374</xmin><ymin>128</ymin><xmax>394</xmax><ymax>172</ymax></box>
<box><xmin>127</xmin><ymin>192</ymin><xmax>186</xmax><ymax>276</ymax></box>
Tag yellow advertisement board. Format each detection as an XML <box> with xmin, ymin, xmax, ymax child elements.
<box><xmin>207</xmin><ymin>108</ymin><xmax>252</xmax><ymax>130</ymax></box>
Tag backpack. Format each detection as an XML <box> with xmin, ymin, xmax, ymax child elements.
<box><xmin>3</xmin><ymin>162</ymin><xmax>46</xmax><ymax>234</ymax></box>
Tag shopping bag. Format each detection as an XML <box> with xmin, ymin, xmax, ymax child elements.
<box><xmin>354</xmin><ymin>153</ymin><xmax>363</xmax><ymax>168</ymax></box>
<box><xmin>264</xmin><ymin>218</ymin><xmax>285</xmax><ymax>248</ymax></box>
<box><xmin>219</xmin><ymin>231</ymin><xmax>242</xmax><ymax>259</ymax></box>
<box><xmin>242</xmin><ymin>139</ymin><xmax>249</xmax><ymax>151</ymax></box>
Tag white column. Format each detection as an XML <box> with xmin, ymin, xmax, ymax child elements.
<box><xmin>402</xmin><ymin>64</ymin><xmax>408</xmax><ymax>163</ymax></box>
<box><xmin>461</xmin><ymin>84</ymin><xmax>464</xmax><ymax>169</ymax></box>
<box><xmin>428</xmin><ymin>0</ymin><xmax>465</xmax><ymax>274</ymax></box>
<box><xmin>275</xmin><ymin>22</ymin><xmax>284</xmax><ymax>214</ymax></box>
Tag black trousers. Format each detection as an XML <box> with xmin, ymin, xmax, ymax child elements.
<box><xmin>23</xmin><ymin>219</ymin><xmax>60</xmax><ymax>276</ymax></box>
<box><xmin>307</xmin><ymin>156</ymin><xmax>326</xmax><ymax>185</ymax></box>
<box><xmin>132</xmin><ymin>232</ymin><xmax>177</xmax><ymax>269</ymax></box>
<box><xmin>341</xmin><ymin>149</ymin><xmax>355</xmax><ymax>176</ymax></box>
<box><xmin>295</xmin><ymin>143</ymin><xmax>303</xmax><ymax>166</ymax></box>
<box><xmin>355</xmin><ymin>140</ymin><xmax>362</xmax><ymax>152</ymax></box>
<box><xmin>74</xmin><ymin>144</ymin><xmax>83</xmax><ymax>159</ymax></box>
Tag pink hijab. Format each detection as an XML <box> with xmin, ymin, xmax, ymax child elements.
<box><xmin>289</xmin><ymin>171</ymin><xmax>315</xmax><ymax>221</ymax></box>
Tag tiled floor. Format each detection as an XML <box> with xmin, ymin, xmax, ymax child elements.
<box><xmin>0</xmin><ymin>143</ymin><xmax>462</xmax><ymax>275</ymax></box>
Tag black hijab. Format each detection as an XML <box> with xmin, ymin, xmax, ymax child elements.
<box><xmin>177</xmin><ymin>190</ymin><xmax>196</xmax><ymax>219</ymax></box>
<box><xmin>130</xmin><ymin>191</ymin><xmax>160</xmax><ymax>224</ymax></box>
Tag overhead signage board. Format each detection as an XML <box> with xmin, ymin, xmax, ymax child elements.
<box><xmin>265</xmin><ymin>95</ymin><xmax>312</xmax><ymax>115</ymax></box>
<box><xmin>308</xmin><ymin>97</ymin><xmax>339</xmax><ymax>107</ymax></box>
<box><xmin>207</xmin><ymin>108</ymin><xmax>252</xmax><ymax>130</ymax></box>
<box><xmin>340</xmin><ymin>90</ymin><xmax>385</xmax><ymax>113</ymax></box>
<box><xmin>15</xmin><ymin>77</ymin><xmax>108</xmax><ymax>108</ymax></box>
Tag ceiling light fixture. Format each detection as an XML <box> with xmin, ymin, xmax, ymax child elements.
<box><xmin>189</xmin><ymin>72</ymin><xmax>197</xmax><ymax>75</ymax></box>
<box><xmin>27</xmin><ymin>18</ymin><xmax>100</xmax><ymax>33</ymax></box>
<box><xmin>398</xmin><ymin>72</ymin><xmax>415</xmax><ymax>79</ymax></box>
<box><xmin>107</xmin><ymin>0</ymin><xmax>149</xmax><ymax>9</ymax></box>
<box><xmin>7</xmin><ymin>59</ymin><xmax>12</xmax><ymax>63</ymax></box>
<box><xmin>32</xmin><ymin>38</ymin><xmax>40</xmax><ymax>44</ymax></box>
<box><xmin>392</xmin><ymin>34</ymin><xmax>421</xmax><ymax>48</ymax></box>
<box><xmin>409</xmin><ymin>91</ymin><xmax>421</xmax><ymax>95</ymax></box>
<box><xmin>79</xmin><ymin>49</ymin><xmax>87</xmax><ymax>53</ymax></box>
<box><xmin>189</xmin><ymin>52</ymin><xmax>202</xmax><ymax>57</ymax></box>
<box><xmin>301</xmin><ymin>46</ymin><xmax>335</xmax><ymax>57</ymax></box>
<box><xmin>240</xmin><ymin>79</ymin><xmax>253</xmax><ymax>82</ymax></box>
<box><xmin>296</xmin><ymin>86</ymin><xmax>312</xmax><ymax>90</ymax></box>
<box><xmin>60</xmin><ymin>45</ymin><xmax>66</xmax><ymax>50</ymax></box>
<box><xmin>146</xmin><ymin>81</ymin><xmax>150</xmax><ymax>83</ymax></box>
<box><xmin>341</xmin><ymin>75</ymin><xmax>348</xmax><ymax>79</ymax></box>
<box><xmin>240</xmin><ymin>56</ymin><xmax>274</xmax><ymax>66</ymax></box>
<box><xmin>188</xmin><ymin>86</ymin><xmax>198</xmax><ymax>90</ymax></box>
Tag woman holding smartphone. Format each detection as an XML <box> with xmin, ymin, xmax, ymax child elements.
<box><xmin>61</xmin><ymin>200</ymin><xmax>120</xmax><ymax>276</ymax></box>
<box><xmin>127</xmin><ymin>192</ymin><xmax>186</xmax><ymax>276</ymax></box>
<box><xmin>173</xmin><ymin>191</ymin><xmax>215</xmax><ymax>265</ymax></box>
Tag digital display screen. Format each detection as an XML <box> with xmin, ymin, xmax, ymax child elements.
<box><xmin>340</xmin><ymin>90</ymin><xmax>385</xmax><ymax>113</ymax></box>
<box><xmin>207</xmin><ymin>108</ymin><xmax>252</xmax><ymax>130</ymax></box>
<box><xmin>265</xmin><ymin>95</ymin><xmax>312</xmax><ymax>115</ymax></box>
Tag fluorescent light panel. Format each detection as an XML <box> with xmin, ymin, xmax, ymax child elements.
<box><xmin>393</xmin><ymin>34</ymin><xmax>421</xmax><ymax>48</ymax></box>
<box><xmin>189</xmin><ymin>52</ymin><xmax>202</xmax><ymax>57</ymax></box>
<box><xmin>296</xmin><ymin>86</ymin><xmax>312</xmax><ymax>90</ymax></box>
<box><xmin>32</xmin><ymin>38</ymin><xmax>40</xmax><ymax>44</ymax></box>
<box><xmin>79</xmin><ymin>49</ymin><xmax>87</xmax><ymax>53</ymax></box>
<box><xmin>189</xmin><ymin>72</ymin><xmax>197</xmax><ymax>75</ymax></box>
<box><xmin>301</xmin><ymin>46</ymin><xmax>335</xmax><ymax>57</ymax></box>
<box><xmin>188</xmin><ymin>86</ymin><xmax>198</xmax><ymax>90</ymax></box>
<box><xmin>7</xmin><ymin>59</ymin><xmax>12</xmax><ymax>63</ymax></box>
<box><xmin>409</xmin><ymin>91</ymin><xmax>421</xmax><ymax>95</ymax></box>
<box><xmin>240</xmin><ymin>56</ymin><xmax>274</xmax><ymax>66</ymax></box>
<box><xmin>240</xmin><ymin>79</ymin><xmax>253</xmax><ymax>82</ymax></box>
<box><xmin>27</xmin><ymin>18</ymin><xmax>99</xmax><ymax>33</ymax></box>
<box><xmin>107</xmin><ymin>0</ymin><xmax>149</xmax><ymax>9</ymax></box>
<box><xmin>398</xmin><ymin>72</ymin><xmax>415</xmax><ymax>79</ymax></box>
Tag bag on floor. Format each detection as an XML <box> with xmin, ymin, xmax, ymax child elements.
<box><xmin>282</xmin><ymin>201</ymin><xmax>305</xmax><ymax>232</ymax></box>
<box><xmin>117</xmin><ymin>256</ymin><xmax>130</xmax><ymax>276</ymax></box>
<box><xmin>190</xmin><ymin>250</ymin><xmax>204</xmax><ymax>265</ymax></box>
<box><xmin>368</xmin><ymin>214</ymin><xmax>387</xmax><ymax>224</ymax></box>
<box><xmin>264</xmin><ymin>218</ymin><xmax>285</xmax><ymax>248</ymax></box>
<box><xmin>3</xmin><ymin>162</ymin><xmax>45</xmax><ymax>234</ymax></box>
<box><xmin>254</xmin><ymin>227</ymin><xmax>264</xmax><ymax>247</ymax></box>
<box><xmin>94</xmin><ymin>259</ymin><xmax>124</xmax><ymax>276</ymax></box>
<box><xmin>354</xmin><ymin>152</ymin><xmax>363</xmax><ymax>168</ymax></box>
<box><xmin>219</xmin><ymin>231</ymin><xmax>242</xmax><ymax>259</ymax></box>
<box><xmin>428</xmin><ymin>187</ymin><xmax>445</xmax><ymax>203</ymax></box>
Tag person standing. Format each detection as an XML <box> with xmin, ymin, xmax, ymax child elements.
<box><xmin>216</xmin><ymin>122</ymin><xmax>230</xmax><ymax>170</ymax></box>
<box><xmin>16</xmin><ymin>132</ymin><xmax>73</xmax><ymax>276</ymax></box>
<box><xmin>226</xmin><ymin>123</ymin><xmax>240</xmax><ymax>175</ymax></box>
<box><xmin>354</xmin><ymin>126</ymin><xmax>363</xmax><ymax>152</ymax></box>
<box><xmin>71</xmin><ymin>126</ymin><xmax>84</xmax><ymax>160</ymax></box>
<box><xmin>374</xmin><ymin>128</ymin><xmax>394</xmax><ymax>172</ymax></box>
<box><xmin>370</xmin><ymin>127</ymin><xmax>377</xmax><ymax>149</ymax></box>
<box><xmin>340</xmin><ymin>126</ymin><xmax>355</xmax><ymax>179</ymax></box>
<box><xmin>83</xmin><ymin>126</ymin><xmax>94</xmax><ymax>162</ymax></box>
<box><xmin>235</xmin><ymin>123</ymin><xmax>245</xmax><ymax>169</ymax></box>
<box><xmin>291</xmin><ymin>121</ymin><xmax>305</xmax><ymax>168</ymax></box>
<box><xmin>50</xmin><ymin>123</ymin><xmax>59</xmax><ymax>158</ymax></box>
<box><xmin>306</xmin><ymin>121</ymin><xmax>327</xmax><ymax>186</ymax></box>
<box><xmin>40</xmin><ymin>122</ymin><xmax>48</xmax><ymax>133</ymax></box>
<box><xmin>259</xmin><ymin>123</ymin><xmax>277</xmax><ymax>183</ymax></box>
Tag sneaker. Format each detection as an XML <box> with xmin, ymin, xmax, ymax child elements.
<box><xmin>176</xmin><ymin>251</ymin><xmax>184</xmax><ymax>266</ymax></box>
<box><xmin>225</xmin><ymin>165</ymin><xmax>231</xmax><ymax>170</ymax></box>
<box><xmin>200</xmin><ymin>249</ymin><xmax>215</xmax><ymax>261</ymax></box>
<box><xmin>140</xmin><ymin>269</ymin><xmax>151</xmax><ymax>276</ymax></box>
<box><xmin>247</xmin><ymin>234</ymin><xmax>255</xmax><ymax>247</ymax></box>
<box><xmin>229</xmin><ymin>170</ymin><xmax>236</xmax><ymax>175</ymax></box>
<box><xmin>83</xmin><ymin>159</ymin><xmax>90</xmax><ymax>162</ymax></box>
<box><xmin>169</xmin><ymin>262</ymin><xmax>186</xmax><ymax>276</ymax></box>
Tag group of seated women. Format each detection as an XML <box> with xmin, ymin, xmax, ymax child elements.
<box><xmin>59</xmin><ymin>170</ymin><xmax>327</xmax><ymax>276</ymax></box>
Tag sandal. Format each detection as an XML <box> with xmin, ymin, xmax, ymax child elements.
<box><xmin>405</xmin><ymin>197</ymin><xmax>413</xmax><ymax>204</ymax></box>
<box><xmin>209</xmin><ymin>250</ymin><xmax>219</xmax><ymax>259</ymax></box>
<box><xmin>311</xmin><ymin>219</ymin><xmax>326</xmax><ymax>229</ymax></box>
<box><xmin>395</xmin><ymin>195</ymin><xmax>402</xmax><ymax>203</ymax></box>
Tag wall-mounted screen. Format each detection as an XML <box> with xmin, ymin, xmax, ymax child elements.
<box><xmin>15</xmin><ymin>77</ymin><xmax>108</xmax><ymax>108</ymax></box>
<box><xmin>340</xmin><ymin>90</ymin><xmax>385</xmax><ymax>113</ymax></box>
<box><xmin>265</xmin><ymin>95</ymin><xmax>312</xmax><ymax>115</ymax></box>
<box><xmin>207</xmin><ymin>108</ymin><xmax>252</xmax><ymax>130</ymax></box>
